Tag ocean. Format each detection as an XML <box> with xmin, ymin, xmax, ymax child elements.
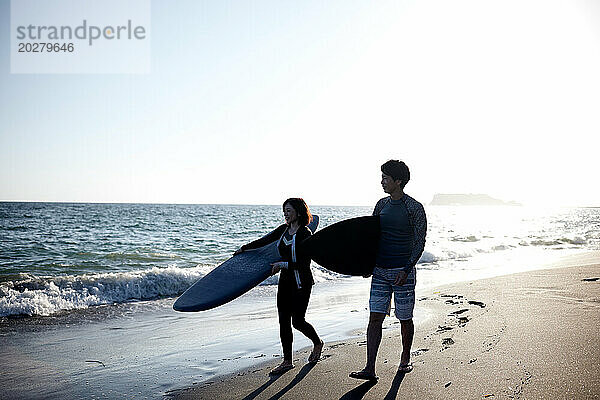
<box><xmin>1</xmin><ymin>202</ymin><xmax>598</xmax><ymax>318</ymax></box>
<box><xmin>1</xmin><ymin>202</ymin><xmax>598</xmax><ymax>399</ymax></box>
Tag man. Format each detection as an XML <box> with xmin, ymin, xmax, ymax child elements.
<box><xmin>350</xmin><ymin>159</ymin><xmax>427</xmax><ymax>382</ymax></box>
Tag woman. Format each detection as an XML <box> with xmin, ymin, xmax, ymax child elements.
<box><xmin>235</xmin><ymin>198</ymin><xmax>323</xmax><ymax>375</ymax></box>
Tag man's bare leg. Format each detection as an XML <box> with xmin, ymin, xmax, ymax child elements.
<box><xmin>364</xmin><ymin>312</ymin><xmax>386</xmax><ymax>374</ymax></box>
<box><xmin>399</xmin><ymin>319</ymin><xmax>414</xmax><ymax>367</ymax></box>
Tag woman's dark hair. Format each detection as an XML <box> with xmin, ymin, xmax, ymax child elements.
<box><xmin>381</xmin><ymin>159</ymin><xmax>410</xmax><ymax>189</ymax></box>
<box><xmin>282</xmin><ymin>198</ymin><xmax>313</xmax><ymax>227</ymax></box>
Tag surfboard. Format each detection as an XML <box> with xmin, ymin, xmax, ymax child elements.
<box><xmin>301</xmin><ymin>215</ymin><xmax>380</xmax><ymax>276</ymax></box>
<box><xmin>173</xmin><ymin>215</ymin><xmax>319</xmax><ymax>312</ymax></box>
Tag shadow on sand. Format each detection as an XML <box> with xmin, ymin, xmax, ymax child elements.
<box><xmin>340</xmin><ymin>369</ymin><xmax>407</xmax><ymax>400</ymax></box>
<box><xmin>267</xmin><ymin>363</ymin><xmax>316</xmax><ymax>400</ymax></box>
<box><xmin>339</xmin><ymin>380</ymin><xmax>377</xmax><ymax>400</ymax></box>
<box><xmin>240</xmin><ymin>374</ymin><xmax>282</xmax><ymax>400</ymax></box>
<box><xmin>241</xmin><ymin>363</ymin><xmax>316</xmax><ymax>400</ymax></box>
<box><xmin>383</xmin><ymin>369</ymin><xmax>407</xmax><ymax>400</ymax></box>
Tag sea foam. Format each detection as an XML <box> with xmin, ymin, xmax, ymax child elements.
<box><xmin>0</xmin><ymin>234</ymin><xmax>592</xmax><ymax>318</ymax></box>
<box><xmin>0</xmin><ymin>265</ymin><xmax>208</xmax><ymax>317</ymax></box>
<box><xmin>0</xmin><ymin>263</ymin><xmax>350</xmax><ymax>317</ymax></box>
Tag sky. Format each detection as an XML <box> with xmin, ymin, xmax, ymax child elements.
<box><xmin>1</xmin><ymin>0</ymin><xmax>599</xmax><ymax>207</ymax></box>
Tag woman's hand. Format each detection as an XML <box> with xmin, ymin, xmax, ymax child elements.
<box><xmin>233</xmin><ymin>247</ymin><xmax>243</xmax><ymax>256</ymax></box>
<box><xmin>271</xmin><ymin>261</ymin><xmax>288</xmax><ymax>275</ymax></box>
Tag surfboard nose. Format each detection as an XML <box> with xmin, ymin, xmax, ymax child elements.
<box><xmin>173</xmin><ymin>292</ymin><xmax>202</xmax><ymax>312</ymax></box>
<box><xmin>172</xmin><ymin>296</ymin><xmax>191</xmax><ymax>312</ymax></box>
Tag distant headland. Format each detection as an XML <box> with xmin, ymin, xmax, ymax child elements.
<box><xmin>430</xmin><ymin>194</ymin><xmax>522</xmax><ymax>206</ymax></box>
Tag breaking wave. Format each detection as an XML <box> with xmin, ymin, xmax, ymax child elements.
<box><xmin>0</xmin><ymin>232</ymin><xmax>591</xmax><ymax>317</ymax></box>
<box><xmin>0</xmin><ymin>263</ymin><xmax>351</xmax><ymax>317</ymax></box>
<box><xmin>0</xmin><ymin>265</ymin><xmax>210</xmax><ymax>317</ymax></box>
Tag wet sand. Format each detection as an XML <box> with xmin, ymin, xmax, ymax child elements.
<box><xmin>171</xmin><ymin>262</ymin><xmax>600</xmax><ymax>400</ymax></box>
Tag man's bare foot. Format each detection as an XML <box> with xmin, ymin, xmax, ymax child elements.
<box><xmin>308</xmin><ymin>340</ymin><xmax>324</xmax><ymax>363</ymax></box>
<box><xmin>269</xmin><ymin>361</ymin><xmax>294</xmax><ymax>375</ymax></box>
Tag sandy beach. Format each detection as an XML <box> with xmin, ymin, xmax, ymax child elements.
<box><xmin>171</xmin><ymin>260</ymin><xmax>600</xmax><ymax>400</ymax></box>
<box><xmin>1</xmin><ymin>252</ymin><xmax>598</xmax><ymax>399</ymax></box>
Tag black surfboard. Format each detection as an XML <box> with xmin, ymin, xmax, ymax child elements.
<box><xmin>301</xmin><ymin>215</ymin><xmax>380</xmax><ymax>276</ymax></box>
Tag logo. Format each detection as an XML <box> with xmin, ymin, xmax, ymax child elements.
<box><xmin>11</xmin><ymin>0</ymin><xmax>151</xmax><ymax>74</ymax></box>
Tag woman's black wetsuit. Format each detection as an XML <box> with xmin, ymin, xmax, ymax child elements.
<box><xmin>241</xmin><ymin>224</ymin><xmax>320</xmax><ymax>360</ymax></box>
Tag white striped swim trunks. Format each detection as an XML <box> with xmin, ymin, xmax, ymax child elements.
<box><xmin>369</xmin><ymin>266</ymin><xmax>416</xmax><ymax>320</ymax></box>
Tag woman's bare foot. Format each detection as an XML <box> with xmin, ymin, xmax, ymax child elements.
<box><xmin>269</xmin><ymin>360</ymin><xmax>294</xmax><ymax>375</ymax></box>
<box><xmin>308</xmin><ymin>340</ymin><xmax>324</xmax><ymax>363</ymax></box>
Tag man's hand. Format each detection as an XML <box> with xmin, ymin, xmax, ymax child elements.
<box><xmin>393</xmin><ymin>270</ymin><xmax>408</xmax><ymax>286</ymax></box>
<box><xmin>233</xmin><ymin>247</ymin><xmax>243</xmax><ymax>256</ymax></box>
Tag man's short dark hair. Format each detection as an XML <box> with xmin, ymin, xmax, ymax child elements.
<box><xmin>381</xmin><ymin>160</ymin><xmax>410</xmax><ymax>189</ymax></box>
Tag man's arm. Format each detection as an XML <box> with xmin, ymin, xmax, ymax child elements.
<box><xmin>372</xmin><ymin>197</ymin><xmax>388</xmax><ymax>216</ymax></box>
<box><xmin>403</xmin><ymin>202</ymin><xmax>427</xmax><ymax>273</ymax></box>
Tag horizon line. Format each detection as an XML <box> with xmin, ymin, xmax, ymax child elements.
<box><xmin>1</xmin><ymin>200</ymin><xmax>598</xmax><ymax>208</ymax></box>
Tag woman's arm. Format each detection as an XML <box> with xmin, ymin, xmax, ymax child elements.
<box><xmin>240</xmin><ymin>224</ymin><xmax>287</xmax><ymax>252</ymax></box>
